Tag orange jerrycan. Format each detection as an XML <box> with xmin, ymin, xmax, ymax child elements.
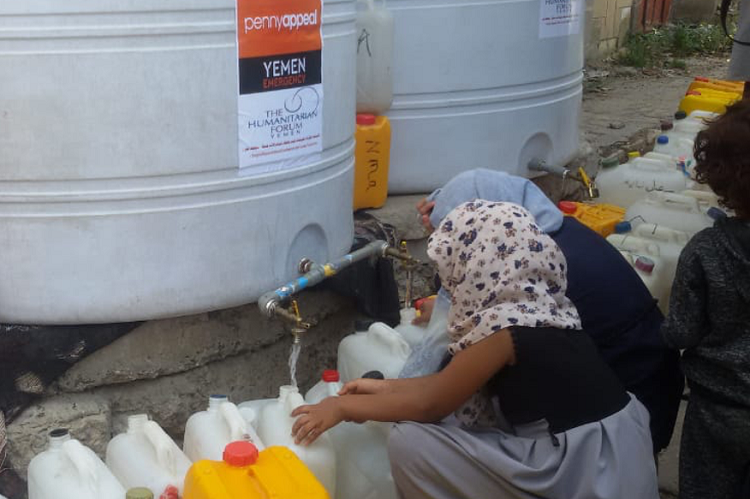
<box><xmin>183</xmin><ymin>441</ymin><xmax>330</xmax><ymax>499</ymax></box>
<box><xmin>559</xmin><ymin>201</ymin><xmax>626</xmax><ymax>237</ymax></box>
<box><xmin>353</xmin><ymin>114</ymin><xmax>391</xmax><ymax>210</ymax></box>
<box><xmin>679</xmin><ymin>89</ymin><xmax>739</xmax><ymax>115</ymax></box>
<box><xmin>688</xmin><ymin>76</ymin><xmax>743</xmax><ymax>94</ymax></box>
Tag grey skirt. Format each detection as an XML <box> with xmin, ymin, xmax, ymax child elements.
<box><xmin>387</xmin><ymin>395</ymin><xmax>659</xmax><ymax>499</ymax></box>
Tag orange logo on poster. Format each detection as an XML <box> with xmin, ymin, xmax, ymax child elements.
<box><xmin>237</xmin><ymin>0</ymin><xmax>322</xmax><ymax>59</ymax></box>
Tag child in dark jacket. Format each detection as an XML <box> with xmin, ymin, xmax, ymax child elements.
<box><xmin>662</xmin><ymin>99</ymin><xmax>750</xmax><ymax>499</ymax></box>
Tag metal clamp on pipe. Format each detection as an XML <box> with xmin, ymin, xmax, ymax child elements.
<box><xmin>258</xmin><ymin>240</ymin><xmax>418</xmax><ymax>328</ymax></box>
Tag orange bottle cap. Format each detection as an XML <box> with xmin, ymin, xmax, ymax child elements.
<box><xmin>356</xmin><ymin>114</ymin><xmax>377</xmax><ymax>126</ymax></box>
<box><xmin>223</xmin><ymin>441</ymin><xmax>259</xmax><ymax>467</ymax></box>
<box><xmin>558</xmin><ymin>201</ymin><xmax>577</xmax><ymax>214</ymax></box>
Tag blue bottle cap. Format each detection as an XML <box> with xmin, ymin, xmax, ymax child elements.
<box><xmin>657</xmin><ymin>135</ymin><xmax>669</xmax><ymax>145</ymax></box>
<box><xmin>707</xmin><ymin>206</ymin><xmax>727</xmax><ymax>220</ymax></box>
<box><xmin>614</xmin><ymin>221</ymin><xmax>632</xmax><ymax>234</ymax></box>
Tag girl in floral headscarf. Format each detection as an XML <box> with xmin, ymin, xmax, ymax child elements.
<box><xmin>291</xmin><ymin>201</ymin><xmax>659</xmax><ymax>499</ymax></box>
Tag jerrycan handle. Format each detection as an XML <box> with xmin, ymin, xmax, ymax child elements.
<box><xmin>284</xmin><ymin>390</ymin><xmax>307</xmax><ymax>414</ymax></box>
<box><xmin>219</xmin><ymin>402</ymin><xmax>250</xmax><ymax>442</ymax></box>
<box><xmin>142</xmin><ymin>421</ymin><xmax>177</xmax><ymax>475</ymax></box>
<box><xmin>61</xmin><ymin>439</ymin><xmax>99</xmax><ymax>489</ymax></box>
<box><xmin>633</xmin><ymin>223</ymin><xmax>690</xmax><ymax>244</ymax></box>
<box><xmin>368</xmin><ymin>323</ymin><xmax>411</xmax><ymax>358</ymax></box>
<box><xmin>651</xmin><ymin>192</ymin><xmax>700</xmax><ymax>211</ymax></box>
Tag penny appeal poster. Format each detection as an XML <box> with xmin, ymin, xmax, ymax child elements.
<box><xmin>236</xmin><ymin>0</ymin><xmax>323</xmax><ymax>171</ymax></box>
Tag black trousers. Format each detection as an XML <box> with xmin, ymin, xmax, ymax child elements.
<box><xmin>679</xmin><ymin>390</ymin><xmax>750</xmax><ymax>499</ymax></box>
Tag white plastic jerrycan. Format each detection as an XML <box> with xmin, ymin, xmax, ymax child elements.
<box><xmin>680</xmin><ymin>189</ymin><xmax>726</xmax><ymax>212</ymax></box>
<box><xmin>28</xmin><ymin>428</ymin><xmax>125</xmax><ymax>499</ymax></box>
<box><xmin>394</xmin><ymin>308</ymin><xmax>427</xmax><ymax>348</ymax></box>
<box><xmin>608</xmin><ymin>224</ymin><xmax>691</xmax><ymax>313</ymax></box>
<box><xmin>106</xmin><ymin>414</ymin><xmax>191</xmax><ymax>498</ymax></box>
<box><xmin>338</xmin><ymin>321</ymin><xmax>411</xmax><ymax>382</ymax></box>
<box><xmin>306</xmin><ymin>370</ymin><xmax>343</xmax><ymax>404</ymax></box>
<box><xmin>653</xmin><ymin>135</ymin><xmax>696</xmax><ymax>172</ymax></box>
<box><xmin>237</xmin><ymin>398</ymin><xmax>275</xmax><ymax>432</ymax></box>
<box><xmin>328</xmin><ymin>421</ymin><xmax>396</xmax><ymax>499</ymax></box>
<box><xmin>654</xmin><ymin>134</ymin><xmax>695</xmax><ymax>158</ymax></box>
<box><xmin>618</xmin><ymin>252</ymin><xmax>672</xmax><ymax>313</ymax></box>
<box><xmin>356</xmin><ymin>0</ymin><xmax>394</xmax><ymax>114</ymax></box>
<box><xmin>304</xmin><ymin>372</ymin><xmax>397</xmax><ymax>499</ymax></box>
<box><xmin>257</xmin><ymin>385</ymin><xmax>337</xmax><ymax>497</ymax></box>
<box><xmin>183</xmin><ymin>394</ymin><xmax>264</xmax><ymax>462</ymax></box>
<box><xmin>596</xmin><ymin>156</ymin><xmax>689</xmax><ymax>208</ymax></box>
<box><xmin>625</xmin><ymin>192</ymin><xmax>713</xmax><ymax>235</ymax></box>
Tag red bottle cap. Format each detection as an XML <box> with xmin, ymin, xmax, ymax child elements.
<box><xmin>558</xmin><ymin>201</ymin><xmax>577</xmax><ymax>214</ymax></box>
<box><xmin>322</xmin><ymin>370</ymin><xmax>340</xmax><ymax>382</ymax></box>
<box><xmin>635</xmin><ymin>256</ymin><xmax>655</xmax><ymax>274</ymax></box>
<box><xmin>223</xmin><ymin>441</ymin><xmax>258</xmax><ymax>467</ymax></box>
<box><xmin>356</xmin><ymin>114</ymin><xmax>377</xmax><ymax>126</ymax></box>
<box><xmin>694</xmin><ymin>76</ymin><xmax>709</xmax><ymax>82</ymax></box>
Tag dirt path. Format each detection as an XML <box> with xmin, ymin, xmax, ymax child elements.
<box><xmin>581</xmin><ymin>56</ymin><xmax>731</xmax><ymax>154</ymax></box>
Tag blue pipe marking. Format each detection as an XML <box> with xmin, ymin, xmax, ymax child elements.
<box><xmin>297</xmin><ymin>277</ymin><xmax>309</xmax><ymax>290</ymax></box>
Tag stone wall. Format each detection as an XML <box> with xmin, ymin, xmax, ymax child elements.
<box><xmin>586</xmin><ymin>0</ymin><xmax>634</xmax><ymax>60</ymax></box>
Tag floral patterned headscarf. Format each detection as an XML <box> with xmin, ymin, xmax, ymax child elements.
<box><xmin>427</xmin><ymin>200</ymin><xmax>581</xmax><ymax>356</ymax></box>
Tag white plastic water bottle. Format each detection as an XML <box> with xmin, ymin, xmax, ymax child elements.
<box><xmin>305</xmin><ymin>370</ymin><xmax>343</xmax><ymax>404</ymax></box>
<box><xmin>106</xmin><ymin>414</ymin><xmax>191</xmax><ymax>498</ymax></box>
<box><xmin>183</xmin><ymin>394</ymin><xmax>264</xmax><ymax>462</ymax></box>
<box><xmin>338</xmin><ymin>322</ymin><xmax>411</xmax><ymax>382</ymax></box>
<box><xmin>356</xmin><ymin>0</ymin><xmax>394</xmax><ymax>113</ymax></box>
<box><xmin>304</xmin><ymin>372</ymin><xmax>397</xmax><ymax>499</ymax></box>
<box><xmin>28</xmin><ymin>428</ymin><xmax>125</xmax><ymax>499</ymax></box>
<box><xmin>257</xmin><ymin>385</ymin><xmax>337</xmax><ymax>497</ymax></box>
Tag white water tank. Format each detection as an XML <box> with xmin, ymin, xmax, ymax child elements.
<box><xmin>385</xmin><ymin>0</ymin><xmax>583</xmax><ymax>193</ymax></box>
<box><xmin>0</xmin><ymin>0</ymin><xmax>356</xmax><ymax>324</ymax></box>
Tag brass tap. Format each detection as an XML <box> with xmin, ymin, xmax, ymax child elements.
<box><xmin>577</xmin><ymin>167</ymin><xmax>600</xmax><ymax>199</ymax></box>
<box><xmin>273</xmin><ymin>299</ymin><xmax>311</xmax><ymax>342</ymax></box>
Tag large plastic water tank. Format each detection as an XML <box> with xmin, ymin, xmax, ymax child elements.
<box><xmin>386</xmin><ymin>0</ymin><xmax>583</xmax><ymax>193</ymax></box>
<box><xmin>0</xmin><ymin>0</ymin><xmax>356</xmax><ymax>324</ymax></box>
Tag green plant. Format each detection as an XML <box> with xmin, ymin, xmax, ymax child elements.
<box><xmin>615</xmin><ymin>33</ymin><xmax>661</xmax><ymax>68</ymax></box>
<box><xmin>616</xmin><ymin>20</ymin><xmax>734</xmax><ymax>69</ymax></box>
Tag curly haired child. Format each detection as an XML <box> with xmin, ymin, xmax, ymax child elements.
<box><xmin>662</xmin><ymin>99</ymin><xmax>750</xmax><ymax>499</ymax></box>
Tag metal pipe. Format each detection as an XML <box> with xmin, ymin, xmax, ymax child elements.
<box><xmin>258</xmin><ymin>240</ymin><xmax>392</xmax><ymax>319</ymax></box>
<box><xmin>528</xmin><ymin>158</ymin><xmax>574</xmax><ymax>179</ymax></box>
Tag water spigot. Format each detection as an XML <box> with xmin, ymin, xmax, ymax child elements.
<box><xmin>527</xmin><ymin>159</ymin><xmax>599</xmax><ymax>200</ymax></box>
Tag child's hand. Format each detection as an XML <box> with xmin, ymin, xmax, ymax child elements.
<box><xmin>291</xmin><ymin>397</ymin><xmax>344</xmax><ymax>446</ymax></box>
<box><xmin>338</xmin><ymin>378</ymin><xmax>389</xmax><ymax>396</ymax></box>
<box><xmin>416</xmin><ymin>198</ymin><xmax>435</xmax><ymax>232</ymax></box>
